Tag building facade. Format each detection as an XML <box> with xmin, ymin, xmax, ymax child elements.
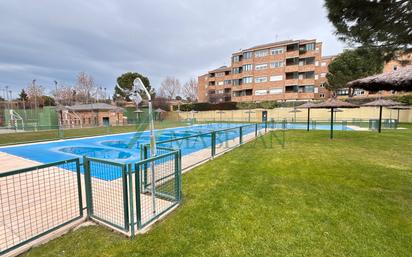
<box><xmin>198</xmin><ymin>39</ymin><xmax>334</xmax><ymax>103</ymax></box>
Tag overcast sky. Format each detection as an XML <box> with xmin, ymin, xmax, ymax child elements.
<box><xmin>0</xmin><ymin>0</ymin><xmax>345</xmax><ymax>97</ymax></box>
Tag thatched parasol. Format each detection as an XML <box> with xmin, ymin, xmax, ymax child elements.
<box><xmin>312</xmin><ymin>98</ymin><xmax>358</xmax><ymax>139</ymax></box>
<box><xmin>154</xmin><ymin>108</ymin><xmax>166</xmax><ymax>113</ymax></box>
<box><xmin>388</xmin><ymin>105</ymin><xmax>410</xmax><ymax>122</ymax></box>
<box><xmin>289</xmin><ymin>108</ymin><xmax>302</xmax><ymax>122</ymax></box>
<box><xmin>363</xmin><ymin>99</ymin><xmax>403</xmax><ymax>132</ymax></box>
<box><xmin>347</xmin><ymin>65</ymin><xmax>412</xmax><ymax>92</ymax></box>
<box><xmin>134</xmin><ymin>108</ymin><xmax>144</xmax><ymax>121</ymax></box>
<box><xmin>297</xmin><ymin>102</ymin><xmax>318</xmax><ymax>131</ymax></box>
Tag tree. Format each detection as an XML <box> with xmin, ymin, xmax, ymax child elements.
<box><xmin>325</xmin><ymin>0</ymin><xmax>412</xmax><ymax>61</ymax></box>
<box><xmin>26</xmin><ymin>80</ymin><xmax>45</xmax><ymax>108</ymax></box>
<box><xmin>175</xmin><ymin>95</ymin><xmax>182</xmax><ymax>101</ymax></box>
<box><xmin>115</xmin><ymin>72</ymin><xmax>153</xmax><ymax>101</ymax></box>
<box><xmin>52</xmin><ymin>85</ymin><xmax>75</xmax><ymax>106</ymax></box>
<box><xmin>158</xmin><ymin>76</ymin><xmax>181</xmax><ymax>100</ymax></box>
<box><xmin>259</xmin><ymin>101</ymin><xmax>278</xmax><ymax>109</ymax></box>
<box><xmin>75</xmin><ymin>72</ymin><xmax>96</xmax><ymax>103</ymax></box>
<box><xmin>18</xmin><ymin>89</ymin><xmax>28</xmax><ymax>102</ymax></box>
<box><xmin>326</xmin><ymin>48</ymin><xmax>384</xmax><ymax>92</ymax></box>
<box><xmin>182</xmin><ymin>78</ymin><xmax>198</xmax><ymax>102</ymax></box>
<box><xmin>42</xmin><ymin>95</ymin><xmax>56</xmax><ymax>106</ymax></box>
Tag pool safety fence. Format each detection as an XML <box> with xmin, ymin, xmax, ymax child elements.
<box><xmin>0</xmin><ymin>148</ymin><xmax>181</xmax><ymax>255</ymax></box>
<box><xmin>0</xmin><ymin>159</ymin><xmax>83</xmax><ymax>255</ymax></box>
<box><xmin>142</xmin><ymin>123</ymin><xmax>269</xmax><ymax>170</ymax></box>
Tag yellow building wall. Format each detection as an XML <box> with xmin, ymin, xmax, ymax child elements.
<box><xmin>176</xmin><ymin>107</ymin><xmax>412</xmax><ymax>123</ymax></box>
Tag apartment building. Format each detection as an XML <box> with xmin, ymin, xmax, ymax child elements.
<box><xmin>198</xmin><ymin>39</ymin><xmax>334</xmax><ymax>103</ymax></box>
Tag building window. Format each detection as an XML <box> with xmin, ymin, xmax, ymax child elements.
<box><xmin>320</xmin><ymin>73</ymin><xmax>326</xmax><ymax>78</ymax></box>
<box><xmin>269</xmin><ymin>88</ymin><xmax>283</xmax><ymax>94</ymax></box>
<box><xmin>243</xmin><ymin>64</ymin><xmax>253</xmax><ymax>71</ymax></box>
<box><xmin>224</xmin><ymin>80</ymin><xmax>232</xmax><ymax>85</ymax></box>
<box><xmin>242</xmin><ymin>77</ymin><xmax>253</xmax><ymax>84</ymax></box>
<box><xmin>393</xmin><ymin>65</ymin><xmax>398</xmax><ymax>71</ymax></box>
<box><xmin>255</xmin><ymin>90</ymin><xmax>268</xmax><ymax>95</ymax></box>
<box><xmin>270</xmin><ymin>47</ymin><xmax>284</xmax><ymax>55</ymax></box>
<box><xmin>255</xmin><ymin>76</ymin><xmax>267</xmax><ymax>83</ymax></box>
<box><xmin>320</xmin><ymin>93</ymin><xmax>325</xmax><ymax>98</ymax></box>
<box><xmin>270</xmin><ymin>75</ymin><xmax>283</xmax><ymax>82</ymax></box>
<box><xmin>255</xmin><ymin>63</ymin><xmax>268</xmax><ymax>70</ymax></box>
<box><xmin>233</xmin><ymin>55</ymin><xmax>241</xmax><ymax>62</ymax></box>
<box><xmin>216</xmin><ymin>72</ymin><xmax>224</xmax><ymax>77</ymax></box>
<box><xmin>232</xmin><ymin>67</ymin><xmax>241</xmax><ymax>74</ymax></box>
<box><xmin>321</xmin><ymin>62</ymin><xmax>327</xmax><ymax>67</ymax></box>
<box><xmin>320</xmin><ymin>83</ymin><xmax>326</xmax><ymax>88</ymax></box>
<box><xmin>305</xmin><ymin>43</ymin><xmax>315</xmax><ymax>51</ymax></box>
<box><xmin>270</xmin><ymin>61</ymin><xmax>284</xmax><ymax>68</ymax></box>
<box><xmin>304</xmin><ymin>85</ymin><xmax>315</xmax><ymax>93</ymax></box>
<box><xmin>243</xmin><ymin>52</ymin><xmax>253</xmax><ymax>59</ymax></box>
<box><xmin>232</xmin><ymin>79</ymin><xmax>242</xmax><ymax>86</ymax></box>
<box><xmin>217</xmin><ymin>81</ymin><xmax>224</xmax><ymax>86</ymax></box>
<box><xmin>255</xmin><ymin>49</ymin><xmax>269</xmax><ymax>58</ymax></box>
<box><xmin>216</xmin><ymin>89</ymin><xmax>224</xmax><ymax>94</ymax></box>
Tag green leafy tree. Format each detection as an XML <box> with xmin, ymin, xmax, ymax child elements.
<box><xmin>259</xmin><ymin>101</ymin><xmax>278</xmax><ymax>109</ymax></box>
<box><xmin>325</xmin><ymin>0</ymin><xmax>412</xmax><ymax>61</ymax></box>
<box><xmin>326</xmin><ymin>48</ymin><xmax>384</xmax><ymax>92</ymax></box>
<box><xmin>236</xmin><ymin>102</ymin><xmax>257</xmax><ymax>110</ymax></box>
<box><xmin>18</xmin><ymin>89</ymin><xmax>28</xmax><ymax>101</ymax></box>
<box><xmin>115</xmin><ymin>72</ymin><xmax>153</xmax><ymax>101</ymax></box>
<box><xmin>42</xmin><ymin>95</ymin><xmax>56</xmax><ymax>106</ymax></box>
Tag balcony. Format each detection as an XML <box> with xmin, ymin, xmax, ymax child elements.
<box><xmin>285</xmin><ymin>65</ymin><xmax>299</xmax><ymax>72</ymax></box>
<box><xmin>285</xmin><ymin>50</ymin><xmax>299</xmax><ymax>58</ymax></box>
<box><xmin>298</xmin><ymin>64</ymin><xmax>315</xmax><ymax>72</ymax></box>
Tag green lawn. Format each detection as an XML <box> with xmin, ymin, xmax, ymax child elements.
<box><xmin>23</xmin><ymin>125</ymin><xmax>412</xmax><ymax>257</ymax></box>
<box><xmin>0</xmin><ymin>120</ymin><xmax>189</xmax><ymax>146</ymax></box>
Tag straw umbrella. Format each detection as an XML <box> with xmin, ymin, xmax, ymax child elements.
<box><xmin>362</xmin><ymin>99</ymin><xmax>403</xmax><ymax>133</ymax></box>
<box><xmin>347</xmin><ymin>65</ymin><xmax>412</xmax><ymax>92</ymax></box>
<box><xmin>154</xmin><ymin>108</ymin><xmax>166</xmax><ymax>121</ymax></box>
<box><xmin>312</xmin><ymin>98</ymin><xmax>358</xmax><ymax>139</ymax></box>
<box><xmin>327</xmin><ymin>108</ymin><xmax>343</xmax><ymax>122</ymax></box>
<box><xmin>297</xmin><ymin>102</ymin><xmax>318</xmax><ymax>131</ymax></box>
<box><xmin>134</xmin><ymin>108</ymin><xmax>143</xmax><ymax>122</ymax></box>
<box><xmin>388</xmin><ymin>105</ymin><xmax>410</xmax><ymax>123</ymax></box>
<box><xmin>289</xmin><ymin>108</ymin><xmax>302</xmax><ymax>123</ymax></box>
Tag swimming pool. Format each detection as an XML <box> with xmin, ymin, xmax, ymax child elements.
<box><xmin>0</xmin><ymin>122</ymin><xmax>353</xmax><ymax>165</ymax></box>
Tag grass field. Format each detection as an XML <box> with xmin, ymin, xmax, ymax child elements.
<box><xmin>22</xmin><ymin>124</ymin><xmax>412</xmax><ymax>257</ymax></box>
<box><xmin>0</xmin><ymin>120</ymin><xmax>189</xmax><ymax>146</ymax></box>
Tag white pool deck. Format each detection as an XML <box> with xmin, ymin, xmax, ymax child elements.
<box><xmin>0</xmin><ymin>128</ymin><xmax>267</xmax><ymax>256</ymax></box>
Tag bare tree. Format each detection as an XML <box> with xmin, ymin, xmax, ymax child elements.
<box><xmin>182</xmin><ymin>78</ymin><xmax>198</xmax><ymax>102</ymax></box>
<box><xmin>75</xmin><ymin>72</ymin><xmax>96</xmax><ymax>103</ymax></box>
<box><xmin>26</xmin><ymin>80</ymin><xmax>45</xmax><ymax>108</ymax></box>
<box><xmin>158</xmin><ymin>76</ymin><xmax>181</xmax><ymax>100</ymax></box>
<box><xmin>52</xmin><ymin>85</ymin><xmax>75</xmax><ymax>106</ymax></box>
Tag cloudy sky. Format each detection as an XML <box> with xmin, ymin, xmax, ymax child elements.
<box><xmin>0</xmin><ymin>0</ymin><xmax>345</xmax><ymax>97</ymax></box>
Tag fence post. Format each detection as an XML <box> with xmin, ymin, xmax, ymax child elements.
<box><xmin>83</xmin><ymin>156</ymin><xmax>93</xmax><ymax>218</ymax></box>
<box><xmin>255</xmin><ymin>123</ymin><xmax>258</xmax><ymax>137</ymax></box>
<box><xmin>135</xmin><ymin>163</ymin><xmax>142</xmax><ymax>229</ymax></box>
<box><xmin>75</xmin><ymin>159</ymin><xmax>84</xmax><ymax>217</ymax></box>
<box><xmin>122</xmin><ymin>164</ymin><xmax>130</xmax><ymax>232</ymax></box>
<box><xmin>127</xmin><ymin>164</ymin><xmax>135</xmax><ymax>237</ymax></box>
<box><xmin>174</xmin><ymin>151</ymin><xmax>181</xmax><ymax>202</ymax></box>
<box><xmin>211</xmin><ymin>132</ymin><xmax>216</xmax><ymax>157</ymax></box>
<box><xmin>265</xmin><ymin>121</ymin><xmax>268</xmax><ymax>133</ymax></box>
<box><xmin>239</xmin><ymin>126</ymin><xmax>243</xmax><ymax>144</ymax></box>
<box><xmin>143</xmin><ymin>145</ymin><xmax>148</xmax><ymax>191</ymax></box>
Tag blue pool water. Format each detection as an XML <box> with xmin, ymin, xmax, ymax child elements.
<box><xmin>0</xmin><ymin>122</ymin><xmax>352</xmax><ymax>180</ymax></box>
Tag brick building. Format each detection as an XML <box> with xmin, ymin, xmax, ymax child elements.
<box><xmin>58</xmin><ymin>103</ymin><xmax>124</xmax><ymax>128</ymax></box>
<box><xmin>198</xmin><ymin>39</ymin><xmax>334</xmax><ymax>103</ymax></box>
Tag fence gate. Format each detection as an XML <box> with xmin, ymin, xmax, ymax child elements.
<box><xmin>134</xmin><ymin>149</ymin><xmax>181</xmax><ymax>230</ymax></box>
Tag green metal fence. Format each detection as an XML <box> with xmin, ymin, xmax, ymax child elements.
<box><xmin>142</xmin><ymin>123</ymin><xmax>268</xmax><ymax>170</ymax></box>
<box><xmin>83</xmin><ymin>148</ymin><xmax>182</xmax><ymax>235</ymax></box>
<box><xmin>0</xmin><ymin>159</ymin><xmax>83</xmax><ymax>255</ymax></box>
